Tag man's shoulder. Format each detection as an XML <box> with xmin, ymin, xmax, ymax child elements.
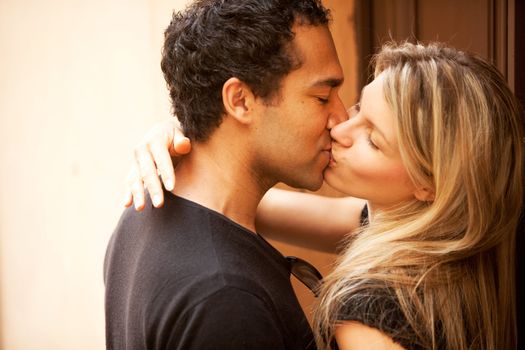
<box><xmin>105</xmin><ymin>196</ymin><xmax>316</xmax><ymax>350</ymax></box>
<box><xmin>107</xmin><ymin>194</ymin><xmax>219</xmax><ymax>258</ymax></box>
<box><xmin>105</xmin><ymin>193</ymin><xmax>286</xmax><ymax>300</ymax></box>
<box><xmin>111</xmin><ymin>192</ymin><xmax>255</xmax><ymax>241</ymax></box>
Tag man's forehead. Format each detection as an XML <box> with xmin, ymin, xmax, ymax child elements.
<box><xmin>291</xmin><ymin>25</ymin><xmax>342</xmax><ymax>70</ymax></box>
<box><xmin>290</xmin><ymin>23</ymin><xmax>335</xmax><ymax>50</ymax></box>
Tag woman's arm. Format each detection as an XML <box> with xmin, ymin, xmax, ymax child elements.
<box><xmin>335</xmin><ymin>322</ymin><xmax>405</xmax><ymax>350</ymax></box>
<box><xmin>256</xmin><ymin>188</ymin><xmax>366</xmax><ymax>253</ymax></box>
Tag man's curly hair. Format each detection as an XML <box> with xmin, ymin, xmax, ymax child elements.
<box><xmin>161</xmin><ymin>0</ymin><xmax>330</xmax><ymax>141</ymax></box>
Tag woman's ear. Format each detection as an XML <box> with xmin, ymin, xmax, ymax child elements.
<box><xmin>222</xmin><ymin>77</ymin><xmax>255</xmax><ymax>125</ymax></box>
<box><xmin>414</xmin><ymin>188</ymin><xmax>435</xmax><ymax>202</ymax></box>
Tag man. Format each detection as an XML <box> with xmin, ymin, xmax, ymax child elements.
<box><xmin>104</xmin><ymin>0</ymin><xmax>346</xmax><ymax>348</ymax></box>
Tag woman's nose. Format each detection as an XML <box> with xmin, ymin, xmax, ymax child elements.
<box><xmin>330</xmin><ymin>105</ymin><xmax>359</xmax><ymax>146</ymax></box>
<box><xmin>330</xmin><ymin>118</ymin><xmax>354</xmax><ymax>147</ymax></box>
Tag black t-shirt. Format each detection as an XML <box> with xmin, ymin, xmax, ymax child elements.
<box><xmin>104</xmin><ymin>193</ymin><xmax>316</xmax><ymax>350</ymax></box>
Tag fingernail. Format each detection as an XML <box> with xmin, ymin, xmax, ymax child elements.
<box><xmin>123</xmin><ymin>194</ymin><xmax>131</xmax><ymax>207</ymax></box>
<box><xmin>134</xmin><ymin>199</ymin><xmax>143</xmax><ymax>210</ymax></box>
<box><xmin>165</xmin><ymin>179</ymin><xmax>174</xmax><ymax>191</ymax></box>
<box><xmin>152</xmin><ymin>195</ymin><xmax>162</xmax><ymax>207</ymax></box>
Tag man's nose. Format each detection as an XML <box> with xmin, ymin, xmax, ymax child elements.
<box><xmin>327</xmin><ymin>95</ymin><xmax>348</xmax><ymax>130</ymax></box>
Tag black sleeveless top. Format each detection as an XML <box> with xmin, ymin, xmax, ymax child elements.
<box><xmin>334</xmin><ymin>206</ymin><xmax>435</xmax><ymax>349</ymax></box>
<box><xmin>336</xmin><ymin>287</ymin><xmax>429</xmax><ymax>349</ymax></box>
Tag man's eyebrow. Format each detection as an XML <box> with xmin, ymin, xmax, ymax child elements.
<box><xmin>310</xmin><ymin>77</ymin><xmax>344</xmax><ymax>88</ymax></box>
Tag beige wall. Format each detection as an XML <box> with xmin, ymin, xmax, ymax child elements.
<box><xmin>0</xmin><ymin>0</ymin><xmax>356</xmax><ymax>348</ymax></box>
<box><xmin>0</xmin><ymin>0</ymin><xmax>189</xmax><ymax>348</ymax></box>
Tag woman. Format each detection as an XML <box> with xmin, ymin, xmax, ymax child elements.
<box><xmin>315</xmin><ymin>43</ymin><xmax>523</xmax><ymax>350</ymax></box>
<box><xmin>124</xmin><ymin>43</ymin><xmax>523</xmax><ymax>349</ymax></box>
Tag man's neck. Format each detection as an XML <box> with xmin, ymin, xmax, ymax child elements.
<box><xmin>171</xmin><ymin>143</ymin><xmax>273</xmax><ymax>233</ymax></box>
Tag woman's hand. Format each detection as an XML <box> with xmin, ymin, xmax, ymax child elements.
<box><xmin>124</xmin><ymin>119</ymin><xmax>191</xmax><ymax>210</ymax></box>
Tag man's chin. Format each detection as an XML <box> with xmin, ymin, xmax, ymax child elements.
<box><xmin>283</xmin><ymin>176</ymin><xmax>323</xmax><ymax>192</ymax></box>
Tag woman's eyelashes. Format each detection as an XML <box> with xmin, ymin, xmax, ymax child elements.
<box><xmin>367</xmin><ymin>134</ymin><xmax>379</xmax><ymax>150</ymax></box>
<box><xmin>354</xmin><ymin>103</ymin><xmax>379</xmax><ymax>150</ymax></box>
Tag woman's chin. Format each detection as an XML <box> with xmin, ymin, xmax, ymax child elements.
<box><xmin>323</xmin><ymin>173</ymin><xmax>352</xmax><ymax>196</ymax></box>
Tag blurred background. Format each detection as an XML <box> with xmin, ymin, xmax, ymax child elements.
<box><xmin>0</xmin><ymin>0</ymin><xmax>522</xmax><ymax>349</ymax></box>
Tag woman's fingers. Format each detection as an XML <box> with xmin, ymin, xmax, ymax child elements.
<box><xmin>135</xmin><ymin>143</ymin><xmax>164</xmax><ymax>208</ymax></box>
<box><xmin>150</xmin><ymin>140</ymin><xmax>176</xmax><ymax>192</ymax></box>
<box><xmin>125</xmin><ymin>163</ymin><xmax>146</xmax><ymax>211</ymax></box>
<box><xmin>173</xmin><ymin>133</ymin><xmax>192</xmax><ymax>155</ymax></box>
<box><xmin>124</xmin><ymin>119</ymin><xmax>192</xmax><ymax>210</ymax></box>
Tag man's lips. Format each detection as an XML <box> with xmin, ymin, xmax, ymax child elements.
<box><xmin>322</xmin><ymin>145</ymin><xmax>333</xmax><ymax>166</ymax></box>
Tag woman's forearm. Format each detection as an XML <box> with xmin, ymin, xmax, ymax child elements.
<box><xmin>255</xmin><ymin>188</ymin><xmax>366</xmax><ymax>253</ymax></box>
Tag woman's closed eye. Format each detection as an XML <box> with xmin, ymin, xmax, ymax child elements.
<box><xmin>367</xmin><ymin>134</ymin><xmax>379</xmax><ymax>150</ymax></box>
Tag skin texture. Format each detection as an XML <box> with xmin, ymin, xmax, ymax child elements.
<box><xmin>125</xmin><ymin>119</ymin><xmax>191</xmax><ymax>209</ymax></box>
<box><xmin>249</xmin><ymin>24</ymin><xmax>347</xmax><ymax>191</ymax></box>
<box><xmin>125</xmin><ymin>24</ymin><xmax>347</xmax><ymax>209</ymax></box>
<box><xmin>335</xmin><ymin>322</ymin><xmax>405</xmax><ymax>350</ymax></box>
<box><xmin>325</xmin><ymin>73</ymin><xmax>417</xmax><ymax>212</ymax></box>
<box><xmin>167</xmin><ymin>24</ymin><xmax>348</xmax><ymax>233</ymax></box>
<box><xmin>255</xmin><ymin>188</ymin><xmax>366</xmax><ymax>252</ymax></box>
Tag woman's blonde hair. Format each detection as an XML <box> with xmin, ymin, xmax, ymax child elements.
<box><xmin>314</xmin><ymin>42</ymin><xmax>524</xmax><ymax>349</ymax></box>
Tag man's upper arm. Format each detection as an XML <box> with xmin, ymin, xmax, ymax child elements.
<box><xmin>335</xmin><ymin>321</ymin><xmax>406</xmax><ymax>350</ymax></box>
<box><xmin>167</xmin><ymin>286</ymin><xmax>288</xmax><ymax>350</ymax></box>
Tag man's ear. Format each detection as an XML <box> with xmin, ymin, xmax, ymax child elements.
<box><xmin>222</xmin><ymin>77</ymin><xmax>255</xmax><ymax>125</ymax></box>
<box><xmin>414</xmin><ymin>188</ymin><xmax>435</xmax><ymax>202</ymax></box>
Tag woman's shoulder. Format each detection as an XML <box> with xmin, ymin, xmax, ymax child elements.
<box><xmin>335</xmin><ymin>321</ymin><xmax>406</xmax><ymax>350</ymax></box>
<box><xmin>337</xmin><ymin>287</ymin><xmax>426</xmax><ymax>350</ymax></box>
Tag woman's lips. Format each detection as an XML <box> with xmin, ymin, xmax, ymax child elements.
<box><xmin>328</xmin><ymin>152</ymin><xmax>336</xmax><ymax>167</ymax></box>
<box><xmin>328</xmin><ymin>144</ymin><xmax>337</xmax><ymax>167</ymax></box>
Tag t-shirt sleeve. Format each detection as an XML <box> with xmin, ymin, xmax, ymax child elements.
<box><xmin>166</xmin><ymin>286</ymin><xmax>288</xmax><ymax>350</ymax></box>
<box><xmin>337</xmin><ymin>289</ymin><xmax>425</xmax><ymax>350</ymax></box>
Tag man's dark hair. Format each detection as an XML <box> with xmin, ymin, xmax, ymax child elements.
<box><xmin>161</xmin><ymin>0</ymin><xmax>330</xmax><ymax>141</ymax></box>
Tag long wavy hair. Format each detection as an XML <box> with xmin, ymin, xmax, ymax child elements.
<box><xmin>314</xmin><ymin>42</ymin><xmax>524</xmax><ymax>349</ymax></box>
